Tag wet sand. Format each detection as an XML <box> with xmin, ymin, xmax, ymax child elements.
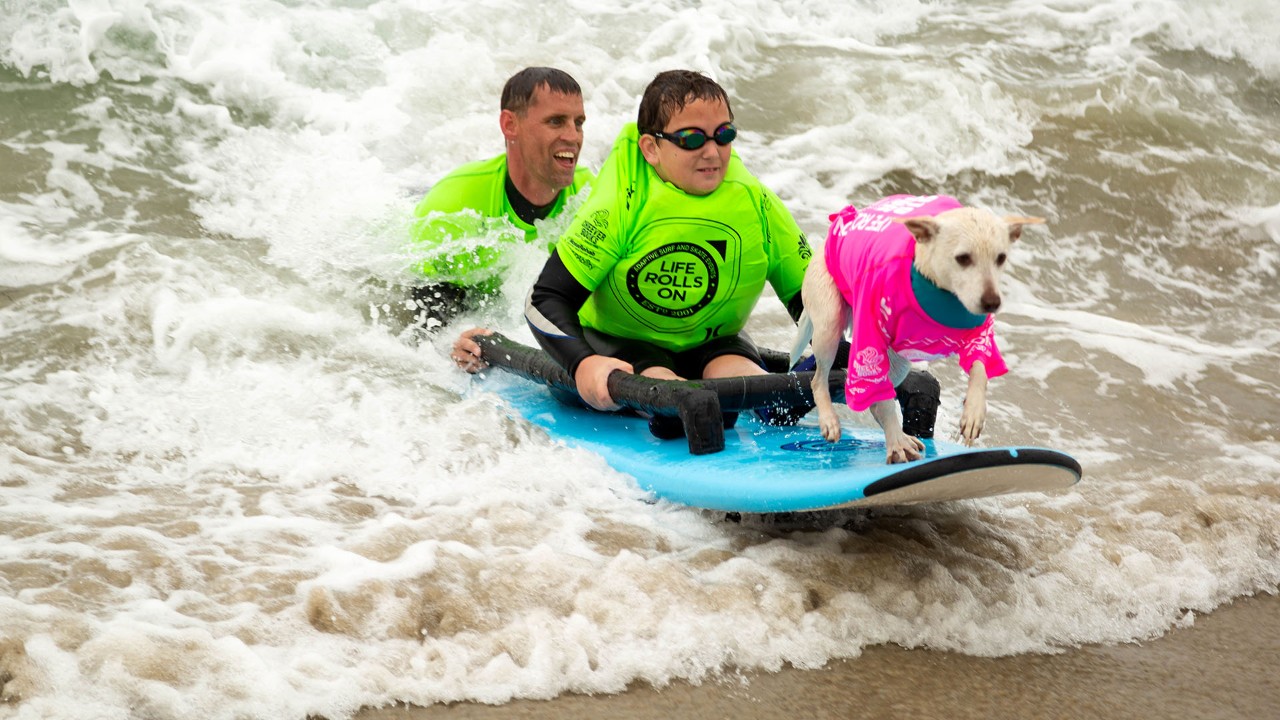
<box><xmin>358</xmin><ymin>591</ymin><xmax>1279</xmax><ymax>720</ymax></box>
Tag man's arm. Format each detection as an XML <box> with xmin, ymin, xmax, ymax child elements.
<box><xmin>407</xmin><ymin>156</ymin><xmax>514</xmax><ymax>322</ymax></box>
<box><xmin>450</xmin><ymin>326</ymin><xmax>493</xmax><ymax>373</ymax></box>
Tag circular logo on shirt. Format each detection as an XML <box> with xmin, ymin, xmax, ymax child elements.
<box><xmin>626</xmin><ymin>242</ymin><xmax>718</xmax><ymax>318</ymax></box>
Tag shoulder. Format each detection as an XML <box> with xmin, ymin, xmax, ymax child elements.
<box><xmin>720</xmin><ymin>155</ymin><xmax>785</xmax><ymax>212</ymax></box>
<box><xmin>578</xmin><ymin>124</ymin><xmax>645</xmax><ymax>208</ymax></box>
<box><xmin>414</xmin><ymin>154</ymin><xmax>507</xmax><ymax>216</ymax></box>
<box><xmin>430</xmin><ymin>155</ymin><xmax>507</xmax><ymax>187</ymax></box>
<box><xmin>601</xmin><ymin>124</ymin><xmax>643</xmax><ymax>178</ymax></box>
<box><xmin>570</xmin><ymin>168</ymin><xmax>594</xmax><ymax>192</ymax></box>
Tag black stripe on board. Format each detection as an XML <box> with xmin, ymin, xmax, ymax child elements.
<box><xmin>862</xmin><ymin>447</ymin><xmax>1083</xmax><ymax>498</ymax></box>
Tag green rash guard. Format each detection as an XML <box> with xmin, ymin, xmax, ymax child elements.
<box><xmin>409</xmin><ymin>154</ymin><xmax>594</xmax><ymax>288</ymax></box>
<box><xmin>543</xmin><ymin>123</ymin><xmax>811</xmax><ymax>354</ymax></box>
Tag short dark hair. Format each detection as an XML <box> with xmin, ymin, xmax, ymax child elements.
<box><xmin>501</xmin><ymin>67</ymin><xmax>582</xmax><ymax>114</ymax></box>
<box><xmin>637</xmin><ymin>70</ymin><xmax>733</xmax><ymax>135</ymax></box>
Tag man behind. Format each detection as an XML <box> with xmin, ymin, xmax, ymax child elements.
<box><xmin>408</xmin><ymin>66</ymin><xmax>593</xmax><ymax>369</ymax></box>
<box><xmin>525</xmin><ymin>69</ymin><xmax>813</xmax><ymax>435</ymax></box>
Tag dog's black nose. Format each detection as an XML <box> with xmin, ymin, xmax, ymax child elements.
<box><xmin>981</xmin><ymin>294</ymin><xmax>1002</xmax><ymax>313</ymax></box>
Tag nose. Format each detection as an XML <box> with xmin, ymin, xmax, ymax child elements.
<box><xmin>981</xmin><ymin>290</ymin><xmax>1001</xmax><ymax>314</ymax></box>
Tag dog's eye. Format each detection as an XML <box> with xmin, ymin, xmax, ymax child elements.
<box><xmin>955</xmin><ymin>253</ymin><xmax>972</xmax><ymax>267</ymax></box>
<box><xmin>996</xmin><ymin>253</ymin><xmax>1007</xmax><ymax>266</ymax></box>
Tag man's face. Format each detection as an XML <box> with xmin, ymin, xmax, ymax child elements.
<box><xmin>503</xmin><ymin>86</ymin><xmax>586</xmax><ymax>197</ymax></box>
<box><xmin>639</xmin><ymin>97</ymin><xmax>732</xmax><ymax>197</ymax></box>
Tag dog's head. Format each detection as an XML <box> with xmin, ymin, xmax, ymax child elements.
<box><xmin>899</xmin><ymin>208</ymin><xmax>1044</xmax><ymax>316</ymax></box>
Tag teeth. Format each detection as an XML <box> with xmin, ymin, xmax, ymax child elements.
<box><xmin>555</xmin><ymin>152</ymin><xmax>574</xmax><ymax>159</ymax></box>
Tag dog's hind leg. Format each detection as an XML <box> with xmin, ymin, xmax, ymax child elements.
<box><xmin>800</xmin><ymin>260</ymin><xmax>848</xmax><ymax>442</ymax></box>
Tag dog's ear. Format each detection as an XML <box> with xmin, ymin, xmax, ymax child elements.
<box><xmin>1002</xmin><ymin>216</ymin><xmax>1045</xmax><ymax>243</ymax></box>
<box><xmin>897</xmin><ymin>217</ymin><xmax>940</xmax><ymax>244</ymax></box>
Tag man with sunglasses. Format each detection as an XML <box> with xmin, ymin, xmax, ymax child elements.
<box><xmin>525</xmin><ymin>70</ymin><xmax>813</xmax><ymax>433</ymax></box>
<box><xmin>408</xmin><ymin>67</ymin><xmax>593</xmax><ymax>370</ymax></box>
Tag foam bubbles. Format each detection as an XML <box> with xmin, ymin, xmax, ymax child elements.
<box><xmin>1</xmin><ymin>1</ymin><xmax>1279</xmax><ymax>718</ymax></box>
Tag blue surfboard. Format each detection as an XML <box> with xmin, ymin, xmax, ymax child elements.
<box><xmin>482</xmin><ymin>373</ymin><xmax>1083</xmax><ymax>513</ymax></box>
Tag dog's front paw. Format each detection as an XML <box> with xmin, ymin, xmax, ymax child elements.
<box><xmin>959</xmin><ymin>408</ymin><xmax>986</xmax><ymax>446</ymax></box>
<box><xmin>819</xmin><ymin>413</ymin><xmax>843</xmax><ymax>443</ymax></box>
<box><xmin>884</xmin><ymin>433</ymin><xmax>925</xmax><ymax>464</ymax></box>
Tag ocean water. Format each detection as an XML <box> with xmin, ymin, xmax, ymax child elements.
<box><xmin>2</xmin><ymin>1</ymin><xmax>1278</xmax><ymax>718</ymax></box>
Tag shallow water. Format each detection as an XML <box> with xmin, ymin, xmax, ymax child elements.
<box><xmin>1</xmin><ymin>1</ymin><xmax>1278</xmax><ymax>719</ymax></box>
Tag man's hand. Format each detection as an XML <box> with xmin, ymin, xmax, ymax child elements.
<box><xmin>451</xmin><ymin>327</ymin><xmax>493</xmax><ymax>373</ymax></box>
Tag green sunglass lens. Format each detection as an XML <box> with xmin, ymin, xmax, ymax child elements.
<box><xmin>674</xmin><ymin>130</ymin><xmax>707</xmax><ymax>150</ymax></box>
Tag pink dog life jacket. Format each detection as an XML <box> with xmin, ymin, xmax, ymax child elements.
<box><xmin>824</xmin><ymin>194</ymin><xmax>1008</xmax><ymax>412</ymax></box>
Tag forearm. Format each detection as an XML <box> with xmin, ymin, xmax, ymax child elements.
<box><xmin>525</xmin><ymin>250</ymin><xmax>597</xmax><ymax>375</ymax></box>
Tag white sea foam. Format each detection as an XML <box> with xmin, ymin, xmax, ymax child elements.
<box><xmin>2</xmin><ymin>1</ymin><xmax>1279</xmax><ymax>719</ymax></box>
<box><xmin>0</xmin><ymin>203</ymin><xmax>134</xmax><ymax>288</ymax></box>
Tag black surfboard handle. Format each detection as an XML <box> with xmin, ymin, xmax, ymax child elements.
<box><xmin>474</xmin><ymin>332</ymin><xmax>845</xmax><ymax>456</ymax></box>
<box><xmin>474</xmin><ymin>333</ymin><xmax>726</xmax><ymax>454</ymax></box>
<box><xmin>605</xmin><ymin>371</ymin><xmax>725</xmax><ymax>455</ymax></box>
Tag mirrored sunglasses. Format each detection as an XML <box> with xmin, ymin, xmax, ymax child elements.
<box><xmin>649</xmin><ymin>122</ymin><xmax>737</xmax><ymax>151</ymax></box>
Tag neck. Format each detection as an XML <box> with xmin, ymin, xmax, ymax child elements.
<box><xmin>505</xmin><ymin>158</ymin><xmax>559</xmax><ymax>206</ymax></box>
<box><xmin>910</xmin><ymin>267</ymin><xmax>988</xmax><ymax>329</ymax></box>
<box><xmin>505</xmin><ymin>174</ymin><xmax>557</xmax><ymax>225</ymax></box>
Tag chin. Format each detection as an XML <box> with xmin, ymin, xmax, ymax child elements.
<box><xmin>688</xmin><ymin>178</ymin><xmax>723</xmax><ymax>195</ymax></box>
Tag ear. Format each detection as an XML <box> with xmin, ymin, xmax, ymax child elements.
<box><xmin>1001</xmin><ymin>215</ymin><xmax>1045</xmax><ymax>243</ymax></box>
<box><xmin>897</xmin><ymin>217</ymin><xmax>940</xmax><ymax>244</ymax></box>
<box><xmin>638</xmin><ymin>133</ymin><xmax>661</xmax><ymax>166</ymax></box>
<box><xmin>499</xmin><ymin>109</ymin><xmax>518</xmax><ymax>141</ymax></box>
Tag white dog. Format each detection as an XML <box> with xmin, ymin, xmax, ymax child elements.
<box><xmin>791</xmin><ymin>194</ymin><xmax>1043</xmax><ymax>463</ymax></box>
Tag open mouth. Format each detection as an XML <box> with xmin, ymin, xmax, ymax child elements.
<box><xmin>554</xmin><ymin>150</ymin><xmax>577</xmax><ymax>168</ymax></box>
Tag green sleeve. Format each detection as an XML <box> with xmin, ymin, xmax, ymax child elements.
<box><xmin>762</xmin><ymin>185</ymin><xmax>813</xmax><ymax>306</ymax></box>
<box><xmin>408</xmin><ymin>155</ymin><xmax>514</xmax><ymax>288</ymax></box>
<box><xmin>413</xmin><ymin>156</ymin><xmax>504</xmax><ymax>216</ymax></box>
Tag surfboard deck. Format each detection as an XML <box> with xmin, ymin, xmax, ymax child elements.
<box><xmin>481</xmin><ymin>374</ymin><xmax>1082</xmax><ymax>513</ymax></box>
